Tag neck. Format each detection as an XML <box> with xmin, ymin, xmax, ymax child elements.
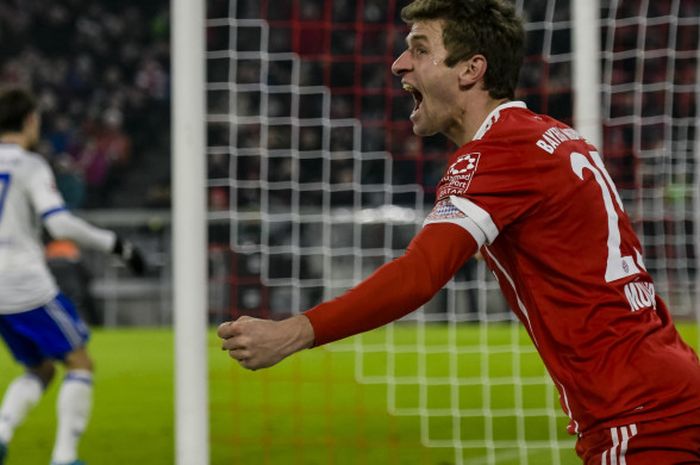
<box><xmin>448</xmin><ymin>96</ymin><xmax>511</xmax><ymax>146</ymax></box>
<box><xmin>0</xmin><ymin>133</ymin><xmax>28</xmax><ymax>149</ymax></box>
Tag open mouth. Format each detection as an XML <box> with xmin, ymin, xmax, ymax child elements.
<box><xmin>402</xmin><ymin>82</ymin><xmax>423</xmax><ymax>114</ymax></box>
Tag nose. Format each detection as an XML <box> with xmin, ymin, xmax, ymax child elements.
<box><xmin>391</xmin><ymin>50</ymin><xmax>411</xmax><ymax>77</ymax></box>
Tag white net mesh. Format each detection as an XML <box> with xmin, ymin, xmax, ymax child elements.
<box><xmin>600</xmin><ymin>0</ymin><xmax>700</xmax><ymax>317</ymax></box>
<box><xmin>206</xmin><ymin>1</ymin><xmax>699</xmax><ymax>464</ymax></box>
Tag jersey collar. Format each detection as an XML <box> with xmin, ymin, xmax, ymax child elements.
<box><xmin>472</xmin><ymin>100</ymin><xmax>527</xmax><ymax>141</ymax></box>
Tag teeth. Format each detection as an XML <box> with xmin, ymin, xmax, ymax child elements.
<box><xmin>402</xmin><ymin>83</ymin><xmax>415</xmax><ymax>93</ymax></box>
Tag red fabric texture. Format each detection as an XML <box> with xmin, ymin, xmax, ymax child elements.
<box><xmin>575</xmin><ymin>408</ymin><xmax>700</xmax><ymax>464</ymax></box>
<box><xmin>304</xmin><ymin>222</ymin><xmax>478</xmax><ymax>347</ymax></box>
<box><xmin>429</xmin><ymin>104</ymin><xmax>700</xmax><ymax>434</ymax></box>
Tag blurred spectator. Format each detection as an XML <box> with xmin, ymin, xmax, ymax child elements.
<box><xmin>135</xmin><ymin>58</ymin><xmax>169</xmax><ymax>100</ymax></box>
<box><xmin>76</xmin><ymin>108</ymin><xmax>132</xmax><ymax>207</ymax></box>
<box><xmin>47</xmin><ymin>115</ymin><xmax>76</xmax><ymax>154</ymax></box>
<box><xmin>53</xmin><ymin>153</ymin><xmax>86</xmax><ymax>210</ymax></box>
<box><xmin>209</xmin><ymin>186</ymin><xmax>230</xmax><ymax>211</ymax></box>
<box><xmin>0</xmin><ymin>0</ymin><xmax>170</xmax><ymax>209</ymax></box>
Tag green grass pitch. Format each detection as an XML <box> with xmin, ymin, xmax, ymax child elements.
<box><xmin>0</xmin><ymin>323</ymin><xmax>696</xmax><ymax>465</ymax></box>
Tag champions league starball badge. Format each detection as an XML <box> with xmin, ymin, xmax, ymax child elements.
<box><xmin>448</xmin><ymin>153</ymin><xmax>480</xmax><ymax>176</ymax></box>
<box><xmin>437</xmin><ymin>152</ymin><xmax>481</xmax><ymax>198</ymax></box>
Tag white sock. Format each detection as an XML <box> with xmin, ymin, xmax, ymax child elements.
<box><xmin>0</xmin><ymin>374</ymin><xmax>44</xmax><ymax>444</ymax></box>
<box><xmin>51</xmin><ymin>370</ymin><xmax>93</xmax><ymax>464</ymax></box>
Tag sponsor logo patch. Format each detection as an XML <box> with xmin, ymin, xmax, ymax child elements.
<box><xmin>437</xmin><ymin>152</ymin><xmax>481</xmax><ymax>199</ymax></box>
<box><xmin>425</xmin><ymin>199</ymin><xmax>466</xmax><ymax>223</ymax></box>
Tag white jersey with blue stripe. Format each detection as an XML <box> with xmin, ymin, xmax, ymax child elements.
<box><xmin>0</xmin><ymin>143</ymin><xmax>64</xmax><ymax>313</ymax></box>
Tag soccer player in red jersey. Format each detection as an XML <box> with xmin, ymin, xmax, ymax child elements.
<box><xmin>218</xmin><ymin>0</ymin><xmax>700</xmax><ymax>462</ymax></box>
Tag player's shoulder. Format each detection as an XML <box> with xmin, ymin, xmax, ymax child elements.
<box><xmin>0</xmin><ymin>147</ymin><xmax>54</xmax><ymax>191</ymax></box>
<box><xmin>483</xmin><ymin>103</ymin><xmax>565</xmax><ymax>142</ymax></box>
<box><xmin>472</xmin><ymin>102</ymin><xmax>587</xmax><ymax>161</ymax></box>
<box><xmin>0</xmin><ymin>143</ymin><xmax>46</xmax><ymax>164</ymax></box>
<box><xmin>23</xmin><ymin>148</ymin><xmax>49</xmax><ymax>165</ymax></box>
<box><xmin>19</xmin><ymin>149</ymin><xmax>52</xmax><ymax>175</ymax></box>
<box><xmin>458</xmin><ymin>104</ymin><xmax>537</xmax><ymax>165</ymax></box>
<box><xmin>0</xmin><ymin>143</ymin><xmax>42</xmax><ymax>172</ymax></box>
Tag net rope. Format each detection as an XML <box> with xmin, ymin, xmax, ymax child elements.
<box><xmin>206</xmin><ymin>1</ymin><xmax>699</xmax><ymax>463</ymax></box>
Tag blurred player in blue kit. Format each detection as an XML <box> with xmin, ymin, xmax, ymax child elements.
<box><xmin>0</xmin><ymin>88</ymin><xmax>145</xmax><ymax>465</ymax></box>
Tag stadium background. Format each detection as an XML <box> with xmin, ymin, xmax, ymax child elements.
<box><xmin>0</xmin><ymin>0</ymin><xmax>698</xmax><ymax>464</ymax></box>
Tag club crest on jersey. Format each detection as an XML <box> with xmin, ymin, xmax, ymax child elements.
<box><xmin>437</xmin><ymin>152</ymin><xmax>481</xmax><ymax>199</ymax></box>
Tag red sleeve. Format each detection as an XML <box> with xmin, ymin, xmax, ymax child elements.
<box><xmin>304</xmin><ymin>222</ymin><xmax>478</xmax><ymax>346</ymax></box>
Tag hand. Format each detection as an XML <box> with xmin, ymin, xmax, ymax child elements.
<box><xmin>113</xmin><ymin>237</ymin><xmax>146</xmax><ymax>275</ymax></box>
<box><xmin>218</xmin><ymin>314</ymin><xmax>315</xmax><ymax>370</ymax></box>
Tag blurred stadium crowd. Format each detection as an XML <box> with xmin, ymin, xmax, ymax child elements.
<box><xmin>1</xmin><ymin>0</ymin><xmax>697</xmax><ymax>211</ymax></box>
<box><xmin>0</xmin><ymin>0</ymin><xmax>170</xmax><ymax>209</ymax></box>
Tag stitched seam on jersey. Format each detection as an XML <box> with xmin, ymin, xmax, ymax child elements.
<box><xmin>556</xmin><ymin>381</ymin><xmax>580</xmax><ymax>434</ymax></box>
<box><xmin>449</xmin><ymin>196</ymin><xmax>498</xmax><ymax>244</ymax></box>
<box><xmin>482</xmin><ymin>246</ymin><xmax>589</xmax><ymax>433</ymax></box>
<box><xmin>482</xmin><ymin>246</ymin><xmax>534</xmax><ymax>340</ymax></box>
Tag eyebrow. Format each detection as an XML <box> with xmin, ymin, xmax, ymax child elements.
<box><xmin>405</xmin><ymin>34</ymin><xmax>430</xmax><ymax>46</ymax></box>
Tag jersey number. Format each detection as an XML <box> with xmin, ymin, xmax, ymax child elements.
<box><xmin>0</xmin><ymin>173</ymin><xmax>10</xmax><ymax>222</ymax></box>
<box><xmin>569</xmin><ymin>151</ymin><xmax>640</xmax><ymax>282</ymax></box>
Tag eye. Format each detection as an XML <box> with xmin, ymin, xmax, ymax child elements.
<box><xmin>412</xmin><ymin>47</ymin><xmax>428</xmax><ymax>57</ymax></box>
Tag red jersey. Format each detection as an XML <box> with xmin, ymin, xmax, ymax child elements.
<box><xmin>425</xmin><ymin>101</ymin><xmax>700</xmax><ymax>434</ymax></box>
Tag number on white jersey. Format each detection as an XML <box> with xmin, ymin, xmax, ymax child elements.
<box><xmin>0</xmin><ymin>173</ymin><xmax>11</xmax><ymax>222</ymax></box>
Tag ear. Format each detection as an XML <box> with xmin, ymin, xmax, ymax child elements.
<box><xmin>457</xmin><ymin>54</ymin><xmax>488</xmax><ymax>88</ymax></box>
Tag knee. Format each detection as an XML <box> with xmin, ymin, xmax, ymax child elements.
<box><xmin>64</xmin><ymin>347</ymin><xmax>94</xmax><ymax>373</ymax></box>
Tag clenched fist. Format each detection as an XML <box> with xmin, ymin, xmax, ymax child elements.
<box><xmin>217</xmin><ymin>314</ymin><xmax>315</xmax><ymax>370</ymax></box>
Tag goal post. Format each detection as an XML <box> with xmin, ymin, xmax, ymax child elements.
<box><xmin>172</xmin><ymin>0</ymin><xmax>209</xmax><ymax>464</ymax></box>
<box><xmin>572</xmin><ymin>0</ymin><xmax>602</xmax><ymax>148</ymax></box>
<box><xmin>696</xmin><ymin>49</ymin><xmax>700</xmax><ymax>348</ymax></box>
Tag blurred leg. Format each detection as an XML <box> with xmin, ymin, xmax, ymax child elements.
<box><xmin>0</xmin><ymin>360</ymin><xmax>53</xmax><ymax>444</ymax></box>
<box><xmin>51</xmin><ymin>347</ymin><xmax>93</xmax><ymax>464</ymax></box>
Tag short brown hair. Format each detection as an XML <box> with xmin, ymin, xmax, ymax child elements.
<box><xmin>401</xmin><ymin>0</ymin><xmax>525</xmax><ymax>100</ymax></box>
<box><xmin>0</xmin><ymin>87</ymin><xmax>37</xmax><ymax>134</ymax></box>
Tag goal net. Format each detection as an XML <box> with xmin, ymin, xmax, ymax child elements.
<box><xmin>205</xmin><ymin>0</ymin><xmax>699</xmax><ymax>464</ymax></box>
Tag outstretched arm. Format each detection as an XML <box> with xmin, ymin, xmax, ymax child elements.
<box><xmin>44</xmin><ymin>211</ymin><xmax>146</xmax><ymax>275</ymax></box>
<box><xmin>218</xmin><ymin>222</ymin><xmax>479</xmax><ymax>370</ymax></box>
<box><xmin>44</xmin><ymin>210</ymin><xmax>116</xmax><ymax>252</ymax></box>
<box><xmin>31</xmin><ymin>157</ymin><xmax>145</xmax><ymax>274</ymax></box>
